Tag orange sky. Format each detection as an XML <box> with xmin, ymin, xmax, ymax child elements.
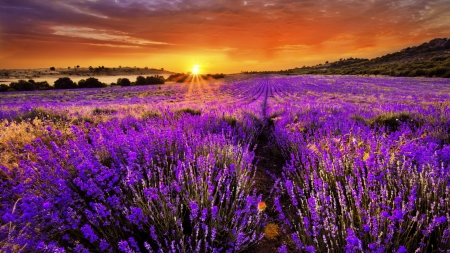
<box><xmin>0</xmin><ymin>0</ymin><xmax>449</xmax><ymax>73</ymax></box>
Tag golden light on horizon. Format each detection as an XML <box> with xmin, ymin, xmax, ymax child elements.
<box><xmin>192</xmin><ymin>64</ymin><xmax>200</xmax><ymax>75</ymax></box>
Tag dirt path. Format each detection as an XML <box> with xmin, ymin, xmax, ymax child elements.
<box><xmin>246</xmin><ymin>81</ymin><xmax>290</xmax><ymax>252</ymax></box>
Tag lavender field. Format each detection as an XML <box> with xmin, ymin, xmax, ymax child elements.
<box><xmin>1</xmin><ymin>75</ymin><xmax>450</xmax><ymax>252</ymax></box>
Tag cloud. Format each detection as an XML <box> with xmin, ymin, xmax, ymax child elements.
<box><xmin>52</xmin><ymin>26</ymin><xmax>170</xmax><ymax>45</ymax></box>
<box><xmin>58</xmin><ymin>2</ymin><xmax>109</xmax><ymax>19</ymax></box>
<box><xmin>81</xmin><ymin>43</ymin><xmax>142</xmax><ymax>48</ymax></box>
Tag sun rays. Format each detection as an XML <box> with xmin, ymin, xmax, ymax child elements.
<box><xmin>182</xmin><ymin>65</ymin><xmax>219</xmax><ymax>104</ymax></box>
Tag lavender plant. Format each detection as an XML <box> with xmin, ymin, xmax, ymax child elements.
<box><xmin>1</xmin><ymin>114</ymin><xmax>265</xmax><ymax>252</ymax></box>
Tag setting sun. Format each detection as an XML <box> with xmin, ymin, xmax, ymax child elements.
<box><xmin>192</xmin><ymin>65</ymin><xmax>200</xmax><ymax>75</ymax></box>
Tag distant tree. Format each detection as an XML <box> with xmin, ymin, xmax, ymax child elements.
<box><xmin>78</xmin><ymin>77</ymin><xmax>105</xmax><ymax>88</ymax></box>
<box><xmin>0</xmin><ymin>84</ymin><xmax>8</xmax><ymax>92</ymax></box>
<box><xmin>77</xmin><ymin>65</ymin><xmax>80</xmax><ymax>69</ymax></box>
<box><xmin>54</xmin><ymin>77</ymin><xmax>77</xmax><ymax>89</ymax></box>
<box><xmin>89</xmin><ymin>66</ymin><xmax>93</xmax><ymax>71</ymax></box>
<box><xmin>136</xmin><ymin>75</ymin><xmax>146</xmax><ymax>85</ymax></box>
<box><xmin>50</xmin><ymin>67</ymin><xmax>55</xmax><ymax>71</ymax></box>
<box><xmin>68</xmin><ymin>67</ymin><xmax>71</xmax><ymax>70</ymax></box>
<box><xmin>9</xmin><ymin>80</ymin><xmax>35</xmax><ymax>91</ymax></box>
<box><xmin>117</xmin><ymin>78</ymin><xmax>131</xmax><ymax>86</ymax></box>
<box><xmin>34</xmin><ymin>81</ymin><xmax>50</xmax><ymax>90</ymax></box>
<box><xmin>145</xmin><ymin>75</ymin><xmax>165</xmax><ymax>85</ymax></box>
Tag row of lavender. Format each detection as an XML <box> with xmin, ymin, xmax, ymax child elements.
<box><xmin>0</xmin><ymin>81</ymin><xmax>267</xmax><ymax>252</ymax></box>
<box><xmin>261</xmin><ymin>76</ymin><xmax>450</xmax><ymax>252</ymax></box>
<box><xmin>220</xmin><ymin>75</ymin><xmax>450</xmax><ymax>252</ymax></box>
<box><xmin>1</xmin><ymin>75</ymin><xmax>450</xmax><ymax>252</ymax></box>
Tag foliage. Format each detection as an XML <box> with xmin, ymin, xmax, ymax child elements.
<box><xmin>117</xmin><ymin>78</ymin><xmax>131</xmax><ymax>86</ymax></box>
<box><xmin>54</xmin><ymin>77</ymin><xmax>77</xmax><ymax>89</ymax></box>
<box><xmin>0</xmin><ymin>84</ymin><xmax>8</xmax><ymax>92</ymax></box>
<box><xmin>7</xmin><ymin>80</ymin><xmax>51</xmax><ymax>91</ymax></box>
<box><xmin>177</xmin><ymin>108</ymin><xmax>201</xmax><ymax>116</ymax></box>
<box><xmin>78</xmin><ymin>77</ymin><xmax>106</xmax><ymax>88</ymax></box>
<box><xmin>9</xmin><ymin>80</ymin><xmax>35</xmax><ymax>91</ymax></box>
<box><xmin>135</xmin><ymin>75</ymin><xmax>165</xmax><ymax>85</ymax></box>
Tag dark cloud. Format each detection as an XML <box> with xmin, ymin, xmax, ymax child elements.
<box><xmin>0</xmin><ymin>0</ymin><xmax>449</xmax><ymax>71</ymax></box>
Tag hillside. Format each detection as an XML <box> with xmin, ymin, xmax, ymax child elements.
<box><xmin>247</xmin><ymin>38</ymin><xmax>450</xmax><ymax>78</ymax></box>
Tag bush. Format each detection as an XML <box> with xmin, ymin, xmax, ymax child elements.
<box><xmin>117</xmin><ymin>78</ymin><xmax>131</xmax><ymax>86</ymax></box>
<box><xmin>135</xmin><ymin>75</ymin><xmax>165</xmax><ymax>85</ymax></box>
<box><xmin>146</xmin><ymin>75</ymin><xmax>165</xmax><ymax>84</ymax></box>
<box><xmin>34</xmin><ymin>81</ymin><xmax>51</xmax><ymax>90</ymax></box>
<box><xmin>54</xmin><ymin>77</ymin><xmax>77</xmax><ymax>89</ymax></box>
<box><xmin>167</xmin><ymin>73</ymin><xmax>188</xmax><ymax>82</ymax></box>
<box><xmin>136</xmin><ymin>75</ymin><xmax>146</xmax><ymax>85</ymax></box>
<box><xmin>370</xmin><ymin>112</ymin><xmax>422</xmax><ymax>132</ymax></box>
<box><xmin>78</xmin><ymin>77</ymin><xmax>106</xmax><ymax>88</ymax></box>
<box><xmin>177</xmin><ymin>108</ymin><xmax>201</xmax><ymax>116</ymax></box>
<box><xmin>9</xmin><ymin>80</ymin><xmax>35</xmax><ymax>91</ymax></box>
<box><xmin>0</xmin><ymin>84</ymin><xmax>8</xmax><ymax>92</ymax></box>
<box><xmin>92</xmin><ymin>107</ymin><xmax>117</xmax><ymax>115</ymax></box>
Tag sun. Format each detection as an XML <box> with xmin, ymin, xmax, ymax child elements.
<box><xmin>192</xmin><ymin>64</ymin><xmax>200</xmax><ymax>75</ymax></box>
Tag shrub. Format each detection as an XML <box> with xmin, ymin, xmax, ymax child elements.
<box><xmin>9</xmin><ymin>80</ymin><xmax>35</xmax><ymax>91</ymax></box>
<box><xmin>54</xmin><ymin>77</ymin><xmax>77</xmax><ymax>89</ymax></box>
<box><xmin>135</xmin><ymin>75</ymin><xmax>165</xmax><ymax>85</ymax></box>
<box><xmin>177</xmin><ymin>108</ymin><xmax>201</xmax><ymax>116</ymax></box>
<box><xmin>117</xmin><ymin>78</ymin><xmax>131</xmax><ymax>86</ymax></box>
<box><xmin>370</xmin><ymin>112</ymin><xmax>422</xmax><ymax>132</ymax></box>
<box><xmin>78</xmin><ymin>77</ymin><xmax>106</xmax><ymax>88</ymax></box>
<box><xmin>0</xmin><ymin>83</ymin><xmax>9</xmax><ymax>92</ymax></box>
<box><xmin>92</xmin><ymin>107</ymin><xmax>117</xmax><ymax>115</ymax></box>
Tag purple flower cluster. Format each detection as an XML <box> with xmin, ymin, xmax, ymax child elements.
<box><xmin>267</xmin><ymin>75</ymin><xmax>450</xmax><ymax>252</ymax></box>
<box><xmin>1</xmin><ymin>108</ymin><xmax>264</xmax><ymax>252</ymax></box>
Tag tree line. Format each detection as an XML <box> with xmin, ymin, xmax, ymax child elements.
<box><xmin>0</xmin><ymin>75</ymin><xmax>166</xmax><ymax>92</ymax></box>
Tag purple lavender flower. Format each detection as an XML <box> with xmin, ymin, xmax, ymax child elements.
<box><xmin>80</xmin><ymin>224</ymin><xmax>98</xmax><ymax>243</ymax></box>
<box><xmin>278</xmin><ymin>245</ymin><xmax>288</xmax><ymax>253</ymax></box>
<box><xmin>396</xmin><ymin>246</ymin><xmax>408</xmax><ymax>253</ymax></box>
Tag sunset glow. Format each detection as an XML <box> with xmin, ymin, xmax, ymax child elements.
<box><xmin>0</xmin><ymin>1</ymin><xmax>449</xmax><ymax>72</ymax></box>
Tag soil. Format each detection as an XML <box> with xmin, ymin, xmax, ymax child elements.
<box><xmin>246</xmin><ymin>121</ymin><xmax>293</xmax><ymax>253</ymax></box>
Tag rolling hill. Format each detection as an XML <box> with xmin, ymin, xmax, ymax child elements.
<box><xmin>249</xmin><ymin>38</ymin><xmax>450</xmax><ymax>78</ymax></box>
